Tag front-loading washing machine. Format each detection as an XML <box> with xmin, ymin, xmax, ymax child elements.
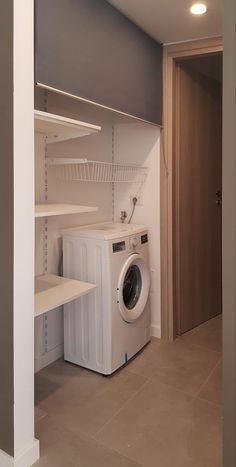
<box><xmin>63</xmin><ymin>222</ymin><xmax>151</xmax><ymax>374</ymax></box>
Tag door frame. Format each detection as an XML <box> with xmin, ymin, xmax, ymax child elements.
<box><xmin>161</xmin><ymin>36</ymin><xmax>223</xmax><ymax>341</ymax></box>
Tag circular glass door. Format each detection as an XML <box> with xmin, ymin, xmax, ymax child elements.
<box><xmin>117</xmin><ymin>254</ymin><xmax>150</xmax><ymax>323</ymax></box>
<box><xmin>123</xmin><ymin>265</ymin><xmax>142</xmax><ymax>310</ymax></box>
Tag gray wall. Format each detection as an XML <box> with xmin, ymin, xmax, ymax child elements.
<box><xmin>35</xmin><ymin>0</ymin><xmax>163</xmax><ymax>125</ymax></box>
<box><xmin>0</xmin><ymin>0</ymin><xmax>14</xmax><ymax>457</ymax></box>
<box><xmin>223</xmin><ymin>0</ymin><xmax>236</xmax><ymax>465</ymax></box>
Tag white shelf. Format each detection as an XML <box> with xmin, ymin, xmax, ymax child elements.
<box><xmin>48</xmin><ymin>158</ymin><xmax>148</xmax><ymax>183</ymax></box>
<box><xmin>34</xmin><ymin>110</ymin><xmax>101</xmax><ymax>143</ymax></box>
<box><xmin>35</xmin><ymin>203</ymin><xmax>98</xmax><ymax>218</ymax></box>
<box><xmin>35</xmin><ymin>274</ymin><xmax>96</xmax><ymax>317</ymax></box>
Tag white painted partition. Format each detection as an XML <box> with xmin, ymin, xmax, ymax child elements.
<box><xmin>13</xmin><ymin>0</ymin><xmax>39</xmax><ymax>465</ymax></box>
<box><xmin>0</xmin><ymin>0</ymin><xmax>39</xmax><ymax>465</ymax></box>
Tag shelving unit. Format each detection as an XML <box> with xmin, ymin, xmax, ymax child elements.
<box><xmin>35</xmin><ymin>203</ymin><xmax>98</xmax><ymax>218</ymax></box>
<box><xmin>47</xmin><ymin>158</ymin><xmax>148</xmax><ymax>183</ymax></box>
<box><xmin>34</xmin><ymin>110</ymin><xmax>101</xmax><ymax>143</ymax></box>
<box><xmin>34</xmin><ymin>111</ymin><xmax>100</xmax><ymax>326</ymax></box>
<box><xmin>35</xmin><ymin>274</ymin><xmax>96</xmax><ymax>317</ymax></box>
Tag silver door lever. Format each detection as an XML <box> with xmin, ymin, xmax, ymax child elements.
<box><xmin>215</xmin><ymin>191</ymin><xmax>222</xmax><ymax>206</ymax></box>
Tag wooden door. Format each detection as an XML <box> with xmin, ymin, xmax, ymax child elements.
<box><xmin>174</xmin><ymin>59</ymin><xmax>222</xmax><ymax>335</ymax></box>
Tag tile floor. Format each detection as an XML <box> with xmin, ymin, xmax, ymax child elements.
<box><xmin>34</xmin><ymin>315</ymin><xmax>222</xmax><ymax>467</ymax></box>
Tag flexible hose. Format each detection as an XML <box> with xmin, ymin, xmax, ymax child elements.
<box><xmin>128</xmin><ymin>197</ymin><xmax>138</xmax><ymax>224</ymax></box>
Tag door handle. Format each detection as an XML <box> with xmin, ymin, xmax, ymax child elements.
<box><xmin>215</xmin><ymin>191</ymin><xmax>222</xmax><ymax>206</ymax></box>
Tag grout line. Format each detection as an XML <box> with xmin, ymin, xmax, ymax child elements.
<box><xmin>93</xmin><ymin>378</ymin><xmax>150</xmax><ymax>438</ymax></box>
<box><xmin>181</xmin><ymin>340</ymin><xmax>222</xmax><ymax>355</ymax></box>
<box><xmin>194</xmin><ymin>359</ymin><xmax>222</xmax><ymax>400</ymax></box>
<box><xmin>163</xmin><ymin>335</ymin><xmax>222</xmax><ymax>358</ymax></box>
<box><xmin>177</xmin><ymin>333</ymin><xmax>222</xmax><ymax>355</ymax></box>
<box><xmin>196</xmin><ymin>393</ymin><xmax>222</xmax><ymax>408</ymax></box>
<box><xmin>55</xmin><ymin>418</ymin><xmax>145</xmax><ymax>467</ymax></box>
<box><xmin>126</xmin><ymin>364</ymin><xmax>222</xmax><ymax>410</ymax></box>
<box><xmin>92</xmin><ymin>434</ymin><xmax>144</xmax><ymax>467</ymax></box>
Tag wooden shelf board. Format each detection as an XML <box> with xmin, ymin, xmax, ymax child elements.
<box><xmin>34</xmin><ymin>110</ymin><xmax>101</xmax><ymax>143</ymax></box>
<box><xmin>35</xmin><ymin>203</ymin><xmax>98</xmax><ymax>218</ymax></box>
<box><xmin>35</xmin><ymin>274</ymin><xmax>96</xmax><ymax>317</ymax></box>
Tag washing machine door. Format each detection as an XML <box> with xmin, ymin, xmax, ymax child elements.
<box><xmin>117</xmin><ymin>253</ymin><xmax>150</xmax><ymax>323</ymax></box>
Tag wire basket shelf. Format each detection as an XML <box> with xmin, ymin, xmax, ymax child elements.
<box><xmin>47</xmin><ymin>158</ymin><xmax>148</xmax><ymax>183</ymax></box>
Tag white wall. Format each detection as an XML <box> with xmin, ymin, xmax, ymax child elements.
<box><xmin>114</xmin><ymin>122</ymin><xmax>161</xmax><ymax>337</ymax></box>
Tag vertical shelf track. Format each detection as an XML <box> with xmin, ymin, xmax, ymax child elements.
<box><xmin>111</xmin><ymin>121</ymin><xmax>115</xmax><ymax>221</ymax></box>
<box><xmin>43</xmin><ymin>91</ymin><xmax>48</xmax><ymax>354</ymax></box>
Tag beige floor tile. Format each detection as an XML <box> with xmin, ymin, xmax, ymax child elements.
<box><xmin>123</xmin><ymin>430</ymin><xmax>222</xmax><ymax>467</ymax></box>
<box><xmin>101</xmin><ymin>368</ymin><xmax>148</xmax><ymax>398</ymax></box>
<box><xmin>197</xmin><ymin>361</ymin><xmax>222</xmax><ymax>405</ymax></box>
<box><xmin>35</xmin><ymin>373</ymin><xmax>61</xmax><ymax>406</ymax></box>
<box><xmin>127</xmin><ymin>338</ymin><xmax>221</xmax><ymax>395</ymax></box>
<box><xmin>179</xmin><ymin>315</ymin><xmax>222</xmax><ymax>352</ymax></box>
<box><xmin>50</xmin><ymin>388</ymin><xmax>128</xmax><ymax>437</ymax></box>
<box><xmin>95</xmin><ymin>379</ymin><xmax>174</xmax><ymax>450</ymax></box>
<box><xmin>34</xmin><ymin>319</ymin><xmax>222</xmax><ymax>467</ymax></box>
<box><xmin>34</xmin><ymin>416</ymin><xmax>78</xmax><ymax>467</ymax></box>
<box><xmin>96</xmin><ymin>380</ymin><xmax>222</xmax><ymax>467</ymax></box>
<box><xmin>36</xmin><ymin>362</ymin><xmax>147</xmax><ymax>432</ymax></box>
<box><xmin>70</xmin><ymin>430</ymin><xmax>143</xmax><ymax>467</ymax></box>
<box><xmin>39</xmin><ymin>358</ymin><xmax>85</xmax><ymax>386</ymax></box>
<box><xmin>34</xmin><ymin>416</ymin><xmax>142</xmax><ymax>467</ymax></box>
<box><xmin>50</xmin><ymin>371</ymin><xmax>147</xmax><ymax>437</ymax></box>
<box><xmin>36</xmin><ymin>368</ymin><xmax>108</xmax><ymax>416</ymax></box>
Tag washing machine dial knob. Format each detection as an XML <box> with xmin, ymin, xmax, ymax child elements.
<box><xmin>131</xmin><ymin>236</ymin><xmax>138</xmax><ymax>249</ymax></box>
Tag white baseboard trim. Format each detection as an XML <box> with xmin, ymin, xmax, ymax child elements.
<box><xmin>0</xmin><ymin>439</ymin><xmax>39</xmax><ymax>467</ymax></box>
<box><xmin>35</xmin><ymin>344</ymin><xmax>64</xmax><ymax>373</ymax></box>
<box><xmin>151</xmin><ymin>324</ymin><xmax>161</xmax><ymax>339</ymax></box>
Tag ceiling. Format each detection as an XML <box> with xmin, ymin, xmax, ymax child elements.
<box><xmin>107</xmin><ymin>0</ymin><xmax>223</xmax><ymax>44</ymax></box>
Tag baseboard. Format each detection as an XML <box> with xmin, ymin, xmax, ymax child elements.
<box><xmin>35</xmin><ymin>344</ymin><xmax>64</xmax><ymax>372</ymax></box>
<box><xmin>151</xmin><ymin>324</ymin><xmax>161</xmax><ymax>339</ymax></box>
<box><xmin>0</xmin><ymin>439</ymin><xmax>39</xmax><ymax>467</ymax></box>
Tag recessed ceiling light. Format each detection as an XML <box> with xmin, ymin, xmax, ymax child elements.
<box><xmin>190</xmin><ymin>3</ymin><xmax>208</xmax><ymax>15</ymax></box>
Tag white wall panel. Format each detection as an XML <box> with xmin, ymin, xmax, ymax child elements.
<box><xmin>114</xmin><ymin>123</ymin><xmax>161</xmax><ymax>337</ymax></box>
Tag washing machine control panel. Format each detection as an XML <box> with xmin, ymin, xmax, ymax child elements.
<box><xmin>112</xmin><ymin>241</ymin><xmax>126</xmax><ymax>253</ymax></box>
<box><xmin>112</xmin><ymin>232</ymin><xmax>148</xmax><ymax>253</ymax></box>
